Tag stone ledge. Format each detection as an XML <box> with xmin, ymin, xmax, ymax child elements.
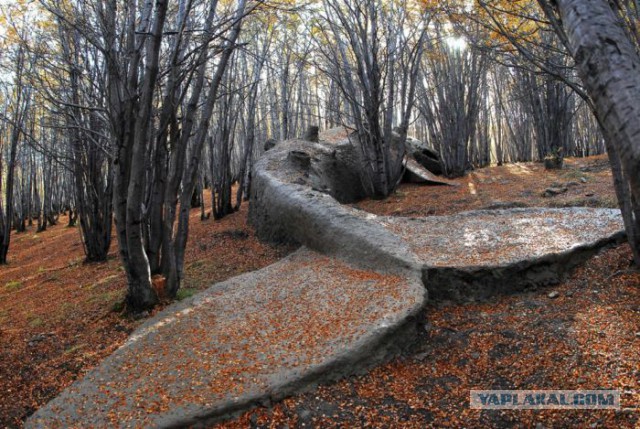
<box><xmin>378</xmin><ymin>208</ymin><xmax>625</xmax><ymax>300</ymax></box>
<box><xmin>26</xmin><ymin>248</ymin><xmax>425</xmax><ymax>428</ymax></box>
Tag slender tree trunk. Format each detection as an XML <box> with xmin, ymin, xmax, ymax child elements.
<box><xmin>169</xmin><ymin>0</ymin><xmax>247</xmax><ymax>296</ymax></box>
<box><xmin>0</xmin><ymin>46</ymin><xmax>28</xmax><ymax>264</ymax></box>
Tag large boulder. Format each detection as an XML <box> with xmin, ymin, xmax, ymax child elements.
<box><xmin>404</xmin><ymin>135</ymin><xmax>443</xmax><ymax>175</ymax></box>
<box><xmin>322</xmin><ymin>126</ymin><xmax>406</xmax><ymax>197</ymax></box>
<box><xmin>310</xmin><ymin>129</ymin><xmax>369</xmax><ymax>203</ymax></box>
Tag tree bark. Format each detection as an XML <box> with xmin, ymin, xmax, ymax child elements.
<box><xmin>548</xmin><ymin>0</ymin><xmax>640</xmax><ymax>264</ymax></box>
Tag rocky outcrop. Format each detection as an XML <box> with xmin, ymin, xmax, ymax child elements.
<box><xmin>27</xmin><ymin>127</ymin><xmax>626</xmax><ymax>428</ymax></box>
<box><xmin>249</xmin><ymin>132</ymin><xmax>624</xmax><ymax>302</ymax></box>
<box><xmin>249</xmin><ymin>138</ymin><xmax>420</xmax><ymax>273</ymax></box>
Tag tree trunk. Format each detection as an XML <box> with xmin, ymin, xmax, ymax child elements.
<box><xmin>549</xmin><ymin>0</ymin><xmax>640</xmax><ymax>265</ymax></box>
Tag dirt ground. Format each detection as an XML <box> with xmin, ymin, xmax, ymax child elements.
<box><xmin>1</xmin><ymin>155</ymin><xmax>638</xmax><ymax>428</ymax></box>
<box><xmin>356</xmin><ymin>155</ymin><xmax>618</xmax><ymax>217</ymax></box>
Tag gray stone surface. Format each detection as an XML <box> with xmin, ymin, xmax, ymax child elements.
<box><xmin>26</xmin><ymin>248</ymin><xmax>425</xmax><ymax>428</ymax></box>
<box><xmin>28</xmin><ymin>128</ymin><xmax>626</xmax><ymax>428</ymax></box>
<box><xmin>248</xmin><ymin>134</ymin><xmax>625</xmax><ymax>302</ymax></box>
<box><xmin>381</xmin><ymin>208</ymin><xmax>624</xmax><ymax>268</ymax></box>
<box><xmin>249</xmin><ymin>139</ymin><xmax>422</xmax><ymax>274</ymax></box>
<box><xmin>379</xmin><ymin>208</ymin><xmax>625</xmax><ymax>301</ymax></box>
<box><xmin>405</xmin><ymin>135</ymin><xmax>443</xmax><ymax>175</ymax></box>
<box><xmin>404</xmin><ymin>157</ymin><xmax>458</xmax><ymax>186</ymax></box>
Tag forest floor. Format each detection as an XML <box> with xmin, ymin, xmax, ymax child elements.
<box><xmin>1</xmin><ymin>155</ymin><xmax>639</xmax><ymax>428</ymax></box>
<box><xmin>0</xmin><ymin>199</ymin><xmax>295</xmax><ymax>428</ymax></box>
<box><xmin>357</xmin><ymin>154</ymin><xmax>618</xmax><ymax>217</ymax></box>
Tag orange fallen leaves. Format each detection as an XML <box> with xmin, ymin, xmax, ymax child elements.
<box><xmin>0</xmin><ymin>197</ymin><xmax>292</xmax><ymax>427</ymax></box>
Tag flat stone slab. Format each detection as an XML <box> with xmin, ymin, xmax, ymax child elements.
<box><xmin>378</xmin><ymin>208</ymin><xmax>625</xmax><ymax>300</ymax></box>
<box><xmin>380</xmin><ymin>208</ymin><xmax>624</xmax><ymax>267</ymax></box>
<box><xmin>27</xmin><ymin>248</ymin><xmax>424</xmax><ymax>428</ymax></box>
<box><xmin>404</xmin><ymin>157</ymin><xmax>458</xmax><ymax>186</ymax></box>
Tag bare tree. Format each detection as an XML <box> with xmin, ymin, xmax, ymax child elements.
<box><xmin>235</xmin><ymin>22</ymin><xmax>273</xmax><ymax>208</ymax></box>
<box><xmin>0</xmin><ymin>43</ymin><xmax>33</xmax><ymax>264</ymax></box>
<box><xmin>160</xmin><ymin>0</ymin><xmax>248</xmax><ymax>298</ymax></box>
<box><xmin>538</xmin><ymin>0</ymin><xmax>640</xmax><ymax>265</ymax></box>
<box><xmin>313</xmin><ymin>0</ymin><xmax>425</xmax><ymax>197</ymax></box>
<box><xmin>50</xmin><ymin>18</ymin><xmax>114</xmax><ymax>261</ymax></box>
<box><xmin>416</xmin><ymin>27</ymin><xmax>488</xmax><ymax>177</ymax></box>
